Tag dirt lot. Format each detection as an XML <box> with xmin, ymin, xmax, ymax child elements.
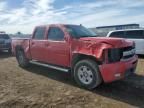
<box><xmin>0</xmin><ymin>52</ymin><xmax>144</xmax><ymax>108</ymax></box>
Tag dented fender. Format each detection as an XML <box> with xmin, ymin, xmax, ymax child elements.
<box><xmin>71</xmin><ymin>41</ymin><xmax>113</xmax><ymax>63</ymax></box>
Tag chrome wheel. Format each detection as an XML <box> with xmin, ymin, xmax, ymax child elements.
<box><xmin>74</xmin><ymin>59</ymin><xmax>102</xmax><ymax>89</ymax></box>
<box><xmin>77</xmin><ymin>65</ymin><xmax>93</xmax><ymax>85</ymax></box>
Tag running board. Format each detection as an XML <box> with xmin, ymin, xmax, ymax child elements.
<box><xmin>30</xmin><ymin>60</ymin><xmax>69</xmax><ymax>72</ymax></box>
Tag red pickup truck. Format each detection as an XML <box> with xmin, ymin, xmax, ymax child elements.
<box><xmin>12</xmin><ymin>24</ymin><xmax>138</xmax><ymax>89</ymax></box>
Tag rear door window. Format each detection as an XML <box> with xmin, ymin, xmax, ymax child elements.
<box><xmin>125</xmin><ymin>30</ymin><xmax>144</xmax><ymax>39</ymax></box>
<box><xmin>109</xmin><ymin>31</ymin><xmax>125</xmax><ymax>38</ymax></box>
<box><xmin>34</xmin><ymin>27</ymin><xmax>46</xmax><ymax>40</ymax></box>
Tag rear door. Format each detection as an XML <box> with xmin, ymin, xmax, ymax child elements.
<box><xmin>45</xmin><ymin>26</ymin><xmax>70</xmax><ymax>67</ymax></box>
<box><xmin>30</xmin><ymin>27</ymin><xmax>47</xmax><ymax>61</ymax></box>
<box><xmin>125</xmin><ymin>30</ymin><xmax>144</xmax><ymax>55</ymax></box>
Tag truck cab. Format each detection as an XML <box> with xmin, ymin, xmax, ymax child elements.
<box><xmin>12</xmin><ymin>24</ymin><xmax>138</xmax><ymax>89</ymax></box>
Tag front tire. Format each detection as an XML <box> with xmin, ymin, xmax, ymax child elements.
<box><xmin>73</xmin><ymin>59</ymin><xmax>102</xmax><ymax>90</ymax></box>
<box><xmin>16</xmin><ymin>50</ymin><xmax>29</xmax><ymax>68</ymax></box>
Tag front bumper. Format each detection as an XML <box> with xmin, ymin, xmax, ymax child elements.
<box><xmin>99</xmin><ymin>55</ymin><xmax>138</xmax><ymax>83</ymax></box>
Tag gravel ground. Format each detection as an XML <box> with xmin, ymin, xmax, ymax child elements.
<box><xmin>0</xmin><ymin>52</ymin><xmax>144</xmax><ymax>108</ymax></box>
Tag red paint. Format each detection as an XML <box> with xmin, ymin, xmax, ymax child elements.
<box><xmin>99</xmin><ymin>55</ymin><xmax>138</xmax><ymax>82</ymax></box>
<box><xmin>12</xmin><ymin>24</ymin><xmax>138</xmax><ymax>83</ymax></box>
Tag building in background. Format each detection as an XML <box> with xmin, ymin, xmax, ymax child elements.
<box><xmin>90</xmin><ymin>24</ymin><xmax>140</xmax><ymax>36</ymax></box>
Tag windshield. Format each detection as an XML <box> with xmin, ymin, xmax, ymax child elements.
<box><xmin>0</xmin><ymin>34</ymin><xmax>10</xmax><ymax>39</ymax></box>
<box><xmin>65</xmin><ymin>25</ymin><xmax>97</xmax><ymax>38</ymax></box>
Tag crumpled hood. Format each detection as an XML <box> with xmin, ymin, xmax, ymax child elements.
<box><xmin>79</xmin><ymin>37</ymin><xmax>133</xmax><ymax>48</ymax></box>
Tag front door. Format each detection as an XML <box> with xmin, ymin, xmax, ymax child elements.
<box><xmin>45</xmin><ymin>26</ymin><xmax>70</xmax><ymax>67</ymax></box>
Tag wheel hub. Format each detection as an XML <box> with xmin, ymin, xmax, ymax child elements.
<box><xmin>78</xmin><ymin>65</ymin><xmax>93</xmax><ymax>85</ymax></box>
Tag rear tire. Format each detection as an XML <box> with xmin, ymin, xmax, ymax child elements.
<box><xmin>16</xmin><ymin>50</ymin><xmax>29</xmax><ymax>68</ymax></box>
<box><xmin>73</xmin><ymin>59</ymin><xmax>102</xmax><ymax>90</ymax></box>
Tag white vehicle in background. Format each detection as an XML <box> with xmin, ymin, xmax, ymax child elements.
<box><xmin>107</xmin><ymin>29</ymin><xmax>144</xmax><ymax>55</ymax></box>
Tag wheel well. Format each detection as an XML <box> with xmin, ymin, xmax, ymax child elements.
<box><xmin>72</xmin><ymin>54</ymin><xmax>101</xmax><ymax>68</ymax></box>
<box><xmin>15</xmin><ymin>46</ymin><xmax>24</xmax><ymax>56</ymax></box>
<box><xmin>71</xmin><ymin>54</ymin><xmax>103</xmax><ymax>83</ymax></box>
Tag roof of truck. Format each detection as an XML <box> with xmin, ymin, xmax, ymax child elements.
<box><xmin>107</xmin><ymin>28</ymin><xmax>144</xmax><ymax>37</ymax></box>
<box><xmin>35</xmin><ymin>24</ymin><xmax>81</xmax><ymax>27</ymax></box>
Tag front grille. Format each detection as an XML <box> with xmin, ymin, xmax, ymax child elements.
<box><xmin>121</xmin><ymin>46</ymin><xmax>135</xmax><ymax>60</ymax></box>
<box><xmin>122</xmin><ymin>54</ymin><xmax>134</xmax><ymax>59</ymax></box>
<box><xmin>123</xmin><ymin>46</ymin><xmax>134</xmax><ymax>51</ymax></box>
<box><xmin>108</xmin><ymin>46</ymin><xmax>135</xmax><ymax>63</ymax></box>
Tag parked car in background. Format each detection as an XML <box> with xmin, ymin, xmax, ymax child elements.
<box><xmin>12</xmin><ymin>24</ymin><xmax>138</xmax><ymax>89</ymax></box>
<box><xmin>0</xmin><ymin>33</ymin><xmax>11</xmax><ymax>53</ymax></box>
<box><xmin>107</xmin><ymin>29</ymin><xmax>144</xmax><ymax>55</ymax></box>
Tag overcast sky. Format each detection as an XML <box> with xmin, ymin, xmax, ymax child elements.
<box><xmin>0</xmin><ymin>0</ymin><xmax>144</xmax><ymax>34</ymax></box>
